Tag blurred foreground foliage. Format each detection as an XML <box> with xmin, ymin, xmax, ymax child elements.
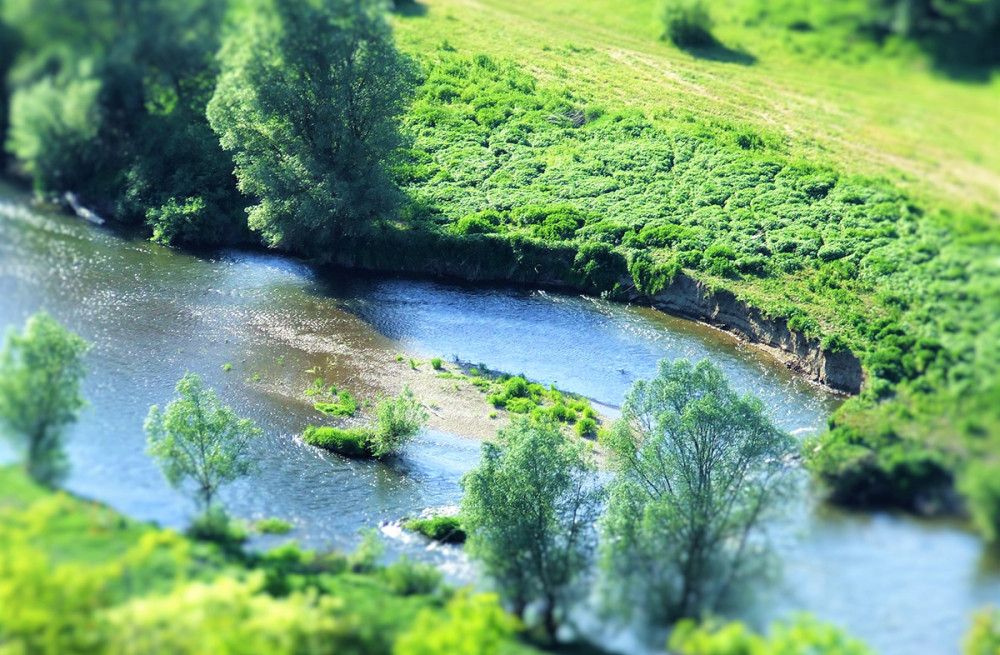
<box><xmin>668</xmin><ymin>616</ymin><xmax>874</xmax><ymax>655</ymax></box>
<box><xmin>0</xmin><ymin>465</ymin><xmax>537</xmax><ymax>655</ymax></box>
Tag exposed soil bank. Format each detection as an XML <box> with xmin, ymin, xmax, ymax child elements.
<box><xmin>638</xmin><ymin>274</ymin><xmax>864</xmax><ymax>395</ymax></box>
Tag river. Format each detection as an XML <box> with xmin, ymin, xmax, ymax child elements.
<box><xmin>0</xmin><ymin>181</ymin><xmax>996</xmax><ymax>654</ymax></box>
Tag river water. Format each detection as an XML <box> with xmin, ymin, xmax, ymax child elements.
<box><xmin>0</xmin><ymin>182</ymin><xmax>996</xmax><ymax>654</ymax></box>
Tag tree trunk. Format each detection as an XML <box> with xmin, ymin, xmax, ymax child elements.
<box><xmin>542</xmin><ymin>596</ymin><xmax>558</xmax><ymax>643</ymax></box>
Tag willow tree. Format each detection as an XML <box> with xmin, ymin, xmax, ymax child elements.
<box><xmin>145</xmin><ymin>373</ymin><xmax>260</xmax><ymax>513</ymax></box>
<box><xmin>461</xmin><ymin>419</ymin><xmax>602</xmax><ymax>641</ymax></box>
<box><xmin>600</xmin><ymin>359</ymin><xmax>794</xmax><ymax>622</ymax></box>
<box><xmin>207</xmin><ymin>0</ymin><xmax>414</xmax><ymax>259</ymax></box>
<box><xmin>0</xmin><ymin>313</ymin><xmax>89</xmax><ymax>487</ymax></box>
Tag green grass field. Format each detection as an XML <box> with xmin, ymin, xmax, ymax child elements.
<box><xmin>392</xmin><ymin>0</ymin><xmax>1000</xmax><ymax>213</ymax></box>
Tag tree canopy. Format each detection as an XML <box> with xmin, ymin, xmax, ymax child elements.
<box><xmin>145</xmin><ymin>373</ymin><xmax>261</xmax><ymax>512</ymax></box>
<box><xmin>461</xmin><ymin>418</ymin><xmax>602</xmax><ymax>640</ymax></box>
<box><xmin>600</xmin><ymin>359</ymin><xmax>794</xmax><ymax>622</ymax></box>
<box><xmin>207</xmin><ymin>0</ymin><xmax>415</xmax><ymax>259</ymax></box>
<box><xmin>0</xmin><ymin>312</ymin><xmax>89</xmax><ymax>486</ymax></box>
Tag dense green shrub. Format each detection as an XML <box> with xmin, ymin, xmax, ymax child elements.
<box><xmin>629</xmin><ymin>252</ymin><xmax>681</xmax><ymax>295</ymax></box>
<box><xmin>403</xmin><ymin>515</ymin><xmax>467</xmax><ymax>544</ymax></box>
<box><xmin>658</xmin><ymin>0</ymin><xmax>716</xmax><ymax>48</ymax></box>
<box><xmin>186</xmin><ymin>505</ymin><xmax>248</xmax><ymax>549</ymax></box>
<box><xmin>504</xmin><ymin>397</ymin><xmax>535</xmax><ymax>414</ymax></box>
<box><xmin>702</xmin><ymin>244</ymin><xmax>738</xmax><ymax>278</ymax></box>
<box><xmin>504</xmin><ymin>376</ymin><xmax>530</xmax><ymax>398</ymax></box>
<box><xmin>314</xmin><ymin>391</ymin><xmax>359</xmax><ymax>417</ymax></box>
<box><xmin>451</xmin><ymin>213</ymin><xmax>500</xmax><ymax>235</ymax></box>
<box><xmin>575</xmin><ymin>417</ymin><xmax>598</xmax><ymax>438</ymax></box>
<box><xmin>965</xmin><ymin>607</ymin><xmax>1000</xmax><ymax>655</ymax></box>
<box><xmin>669</xmin><ymin>615</ymin><xmax>873</xmax><ymax>654</ymax></box>
<box><xmin>394</xmin><ymin>592</ymin><xmax>520</xmax><ymax>655</ymax></box>
<box><xmin>804</xmin><ymin>424</ymin><xmax>953</xmax><ymax>510</ymax></box>
<box><xmin>573</xmin><ymin>242</ymin><xmax>628</xmax><ymax>293</ymax></box>
<box><xmin>303</xmin><ymin>426</ymin><xmax>376</xmax><ymax>458</ymax></box>
<box><xmin>380</xmin><ymin>556</ymin><xmax>443</xmax><ymax>596</ymax></box>
<box><xmin>958</xmin><ymin>462</ymin><xmax>1000</xmax><ymax>542</ymax></box>
<box><xmin>371</xmin><ymin>386</ymin><xmax>429</xmax><ymax>458</ymax></box>
<box><xmin>256</xmin><ymin>518</ymin><xmax>293</xmax><ymax>535</ymax></box>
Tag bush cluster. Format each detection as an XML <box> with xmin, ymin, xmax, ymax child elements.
<box><xmin>402</xmin><ymin>515</ymin><xmax>467</xmax><ymax>544</ymax></box>
<box><xmin>0</xmin><ymin>466</ymin><xmax>529</xmax><ymax>655</ymax></box>
<box><xmin>478</xmin><ymin>371</ymin><xmax>598</xmax><ymax>431</ymax></box>
<box><xmin>303</xmin><ymin>426</ymin><xmax>376</xmax><ymax>459</ymax></box>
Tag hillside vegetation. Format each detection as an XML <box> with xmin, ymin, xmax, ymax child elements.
<box><xmin>386</xmin><ymin>0</ymin><xmax>1000</xmax><ymax>526</ymax></box>
<box><xmin>1</xmin><ymin>0</ymin><xmax>998</xmax><ymax>534</ymax></box>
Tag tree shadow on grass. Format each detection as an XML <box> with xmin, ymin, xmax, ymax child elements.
<box><xmin>391</xmin><ymin>0</ymin><xmax>427</xmax><ymax>17</ymax></box>
<box><xmin>680</xmin><ymin>40</ymin><xmax>757</xmax><ymax>66</ymax></box>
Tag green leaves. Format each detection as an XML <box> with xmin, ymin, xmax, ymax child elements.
<box><xmin>207</xmin><ymin>0</ymin><xmax>415</xmax><ymax>259</ymax></box>
<box><xmin>145</xmin><ymin>373</ymin><xmax>261</xmax><ymax>511</ymax></box>
<box><xmin>0</xmin><ymin>312</ymin><xmax>89</xmax><ymax>487</ymax></box>
<box><xmin>601</xmin><ymin>359</ymin><xmax>794</xmax><ymax>622</ymax></box>
<box><xmin>461</xmin><ymin>418</ymin><xmax>602</xmax><ymax>639</ymax></box>
<box><xmin>370</xmin><ymin>385</ymin><xmax>428</xmax><ymax>458</ymax></box>
<box><xmin>5</xmin><ymin>70</ymin><xmax>102</xmax><ymax>191</ymax></box>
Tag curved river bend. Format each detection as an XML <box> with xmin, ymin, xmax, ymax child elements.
<box><xmin>0</xmin><ymin>183</ymin><xmax>996</xmax><ymax>654</ymax></box>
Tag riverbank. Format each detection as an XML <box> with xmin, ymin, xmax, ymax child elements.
<box><xmin>3</xmin><ymin>187</ymin><xmax>997</xmax><ymax>655</ymax></box>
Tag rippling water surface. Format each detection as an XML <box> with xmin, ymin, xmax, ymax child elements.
<box><xmin>0</xmin><ymin>182</ymin><xmax>996</xmax><ymax>654</ymax></box>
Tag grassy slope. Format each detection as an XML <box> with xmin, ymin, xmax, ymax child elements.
<box><xmin>392</xmin><ymin>0</ymin><xmax>1000</xmax><ymax>214</ymax></box>
<box><xmin>386</xmin><ymin>0</ymin><xmax>1000</xmax><ymax>520</ymax></box>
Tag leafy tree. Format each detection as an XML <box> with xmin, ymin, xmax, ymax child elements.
<box><xmin>3</xmin><ymin>0</ymin><xmax>243</xmax><ymax>243</ymax></box>
<box><xmin>5</xmin><ymin>69</ymin><xmax>103</xmax><ymax>192</ymax></box>
<box><xmin>207</xmin><ymin>0</ymin><xmax>415</xmax><ymax>259</ymax></box>
<box><xmin>0</xmin><ymin>313</ymin><xmax>89</xmax><ymax>487</ymax></box>
<box><xmin>461</xmin><ymin>418</ymin><xmax>602</xmax><ymax>641</ymax></box>
<box><xmin>370</xmin><ymin>385</ymin><xmax>428</xmax><ymax>458</ymax></box>
<box><xmin>0</xmin><ymin>16</ymin><xmax>21</xmax><ymax>152</ymax></box>
<box><xmin>864</xmin><ymin>0</ymin><xmax>1000</xmax><ymax>65</ymax></box>
<box><xmin>145</xmin><ymin>373</ymin><xmax>261</xmax><ymax>512</ymax></box>
<box><xmin>600</xmin><ymin>359</ymin><xmax>794</xmax><ymax>622</ymax></box>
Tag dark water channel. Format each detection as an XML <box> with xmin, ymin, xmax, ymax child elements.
<box><xmin>0</xmin><ymin>182</ymin><xmax>996</xmax><ymax>654</ymax></box>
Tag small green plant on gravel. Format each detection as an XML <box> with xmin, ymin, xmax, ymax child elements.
<box><xmin>314</xmin><ymin>390</ymin><xmax>358</xmax><ymax>417</ymax></box>
<box><xmin>575</xmin><ymin>417</ymin><xmax>598</xmax><ymax>438</ymax></box>
<box><xmin>256</xmin><ymin>517</ymin><xmax>293</xmax><ymax>535</ymax></box>
<box><xmin>403</xmin><ymin>515</ymin><xmax>466</xmax><ymax>544</ymax></box>
<box><xmin>430</xmin><ymin>357</ymin><xmax>443</xmax><ymax>370</ymax></box>
<box><xmin>370</xmin><ymin>386</ymin><xmax>429</xmax><ymax>458</ymax></box>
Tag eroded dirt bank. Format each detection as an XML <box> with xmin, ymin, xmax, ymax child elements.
<box><xmin>636</xmin><ymin>274</ymin><xmax>864</xmax><ymax>395</ymax></box>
